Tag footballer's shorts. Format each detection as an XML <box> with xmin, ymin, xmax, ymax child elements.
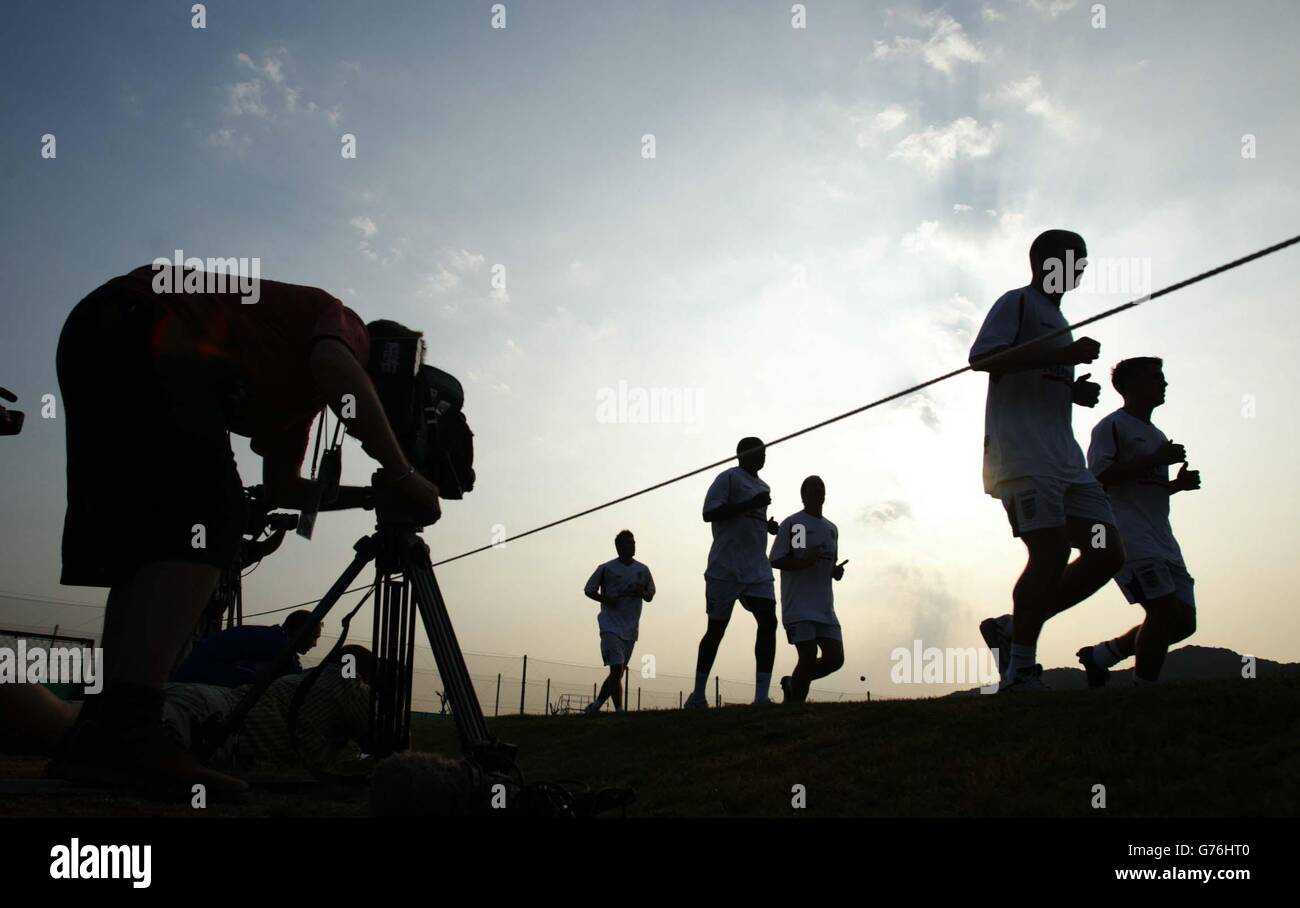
<box><xmin>996</xmin><ymin>474</ymin><xmax>1116</xmax><ymax>537</ymax></box>
<box><xmin>1116</xmin><ymin>559</ymin><xmax>1196</xmax><ymax>608</ymax></box>
<box><xmin>600</xmin><ymin>633</ymin><xmax>635</xmax><ymax>667</ymax></box>
<box><xmin>705</xmin><ymin>577</ymin><xmax>776</xmax><ymax>621</ymax></box>
<box><xmin>785</xmin><ymin>619</ymin><xmax>843</xmax><ymax>645</ymax></box>
<box><xmin>56</xmin><ymin>283</ymin><xmax>246</xmax><ymax>588</ymax></box>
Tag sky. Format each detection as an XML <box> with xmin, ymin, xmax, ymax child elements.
<box><xmin>1</xmin><ymin>0</ymin><xmax>1298</xmax><ymax>707</ymax></box>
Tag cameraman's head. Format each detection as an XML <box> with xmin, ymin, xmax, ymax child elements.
<box><xmin>282</xmin><ymin>610</ymin><xmax>321</xmax><ymax>655</ymax></box>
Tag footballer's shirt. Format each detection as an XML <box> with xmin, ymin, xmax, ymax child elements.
<box><xmin>584</xmin><ymin>558</ymin><xmax>655</xmax><ymax>641</ymax></box>
<box><xmin>768</xmin><ymin>510</ymin><xmax>840</xmax><ymax>626</ymax></box>
<box><xmin>1087</xmin><ymin>409</ymin><xmax>1185</xmax><ymax>565</ymax></box>
<box><xmin>969</xmin><ymin>284</ymin><xmax>1088</xmax><ymax>494</ymax></box>
<box><xmin>702</xmin><ymin>466</ymin><xmax>775</xmax><ymax>583</ymax></box>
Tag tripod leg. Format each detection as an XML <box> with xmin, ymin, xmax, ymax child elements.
<box><xmin>398</xmin><ymin>540</ymin><xmax>514</xmax><ymax>770</ymax></box>
<box><xmin>195</xmin><ymin>536</ymin><xmax>377</xmax><ymax>761</ymax></box>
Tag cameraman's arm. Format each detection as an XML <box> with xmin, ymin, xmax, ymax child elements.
<box><xmin>308</xmin><ymin>338</ymin><xmax>411</xmax><ymax>475</ymax></box>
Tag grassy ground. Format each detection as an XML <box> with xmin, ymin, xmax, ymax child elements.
<box><xmin>2</xmin><ymin>677</ymin><xmax>1296</xmax><ymax>817</ymax></box>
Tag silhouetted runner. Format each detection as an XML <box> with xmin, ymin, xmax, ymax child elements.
<box><xmin>769</xmin><ymin>476</ymin><xmax>847</xmax><ymax>704</ymax></box>
<box><xmin>583</xmin><ymin>530</ymin><xmax>656</xmax><ymax>713</ymax></box>
<box><xmin>969</xmin><ymin>230</ymin><xmax>1126</xmax><ymax>692</ymax></box>
<box><xmin>1078</xmin><ymin>357</ymin><xmax>1200</xmax><ymax>686</ymax></box>
<box><xmin>685</xmin><ymin>437</ymin><xmax>779</xmax><ymax>708</ymax></box>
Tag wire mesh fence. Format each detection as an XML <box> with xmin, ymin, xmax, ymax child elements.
<box><xmin>310</xmin><ymin>632</ymin><xmax>861</xmax><ymax>717</ymax></box>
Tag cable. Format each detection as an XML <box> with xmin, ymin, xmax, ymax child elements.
<box><xmin>9</xmin><ymin>235</ymin><xmax>1298</xmax><ymax>628</ymax></box>
<box><xmin>428</xmin><ymin>234</ymin><xmax>1300</xmax><ymax>567</ymax></box>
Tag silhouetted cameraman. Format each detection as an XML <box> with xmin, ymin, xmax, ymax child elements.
<box><xmin>52</xmin><ymin>263</ymin><xmax>439</xmax><ymax>795</ymax></box>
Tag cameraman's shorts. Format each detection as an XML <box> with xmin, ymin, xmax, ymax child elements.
<box><xmin>56</xmin><ymin>283</ymin><xmax>245</xmax><ymax>588</ymax></box>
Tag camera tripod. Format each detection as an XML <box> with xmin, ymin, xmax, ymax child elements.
<box><xmin>197</xmin><ymin>483</ymin><xmax>516</xmax><ymax>774</ymax></box>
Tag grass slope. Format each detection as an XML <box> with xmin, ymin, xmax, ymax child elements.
<box><xmin>415</xmin><ymin>676</ymin><xmax>1300</xmax><ymax>817</ymax></box>
<box><xmin>1</xmin><ymin>677</ymin><xmax>1294</xmax><ymax>817</ymax></box>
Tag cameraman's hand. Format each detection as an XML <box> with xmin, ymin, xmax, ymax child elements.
<box><xmin>395</xmin><ymin>469</ymin><xmax>442</xmax><ymax>524</ymax></box>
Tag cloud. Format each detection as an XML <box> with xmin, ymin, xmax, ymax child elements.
<box><xmin>889</xmin><ymin>117</ymin><xmax>1000</xmax><ymax>176</ymax></box>
<box><xmin>217</xmin><ymin>47</ymin><xmax>341</xmax><ymax>130</ymax></box>
<box><xmin>349</xmin><ymin>216</ymin><xmax>378</xmax><ymax>238</ymax></box>
<box><xmin>206</xmin><ymin>128</ymin><xmax>252</xmax><ymax>155</ymax></box>
<box><xmin>996</xmin><ymin>75</ymin><xmax>1073</xmax><ymax>135</ymax></box>
<box><xmin>880</xmin><ymin>563</ymin><xmax>967</xmax><ymax>649</ymax></box>
<box><xmin>418</xmin><ymin>248</ymin><xmax>498</xmax><ymax>303</ymax></box>
<box><xmin>445</xmin><ymin>248</ymin><xmax>486</xmax><ymax>272</ymax></box>
<box><xmin>873</xmin><ymin>13</ymin><xmax>985</xmax><ymax>77</ymax></box>
<box><xmin>934</xmin><ymin>293</ymin><xmax>982</xmax><ymax>343</ymax></box>
<box><xmin>862</xmin><ymin>499</ymin><xmax>914</xmax><ymax>527</ymax></box>
<box><xmin>568</xmin><ymin>261</ymin><xmax>597</xmax><ymax>288</ymax></box>
<box><xmin>237</xmin><ymin>49</ymin><xmax>285</xmax><ymax>84</ymax></box>
<box><xmin>224</xmin><ymin>81</ymin><xmax>269</xmax><ymax>118</ymax></box>
<box><xmin>982</xmin><ymin>6</ymin><xmax>1006</xmax><ymax>20</ymax></box>
<box><xmin>914</xmin><ymin>395</ymin><xmax>942</xmax><ymax>431</ymax></box>
<box><xmin>953</xmin><ymin>203</ymin><xmax>974</xmax><ymax>213</ymax></box>
<box><xmin>1018</xmin><ymin>0</ymin><xmax>1079</xmax><ymax>16</ymax></box>
<box><xmin>874</xmin><ymin>103</ymin><xmax>909</xmax><ymax>134</ymax></box>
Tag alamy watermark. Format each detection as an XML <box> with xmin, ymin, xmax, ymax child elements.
<box><xmin>890</xmin><ymin>640</ymin><xmax>1000</xmax><ymax>694</ymax></box>
<box><xmin>596</xmin><ymin>380</ymin><xmax>705</xmax><ymax>433</ymax></box>
<box><xmin>151</xmin><ymin>249</ymin><xmax>261</xmax><ymax>304</ymax></box>
<box><xmin>0</xmin><ymin>641</ymin><xmax>103</xmax><ymax>694</ymax></box>
<box><xmin>1043</xmin><ymin>251</ymin><xmax>1153</xmax><ymax>298</ymax></box>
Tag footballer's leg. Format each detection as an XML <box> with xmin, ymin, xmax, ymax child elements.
<box><xmin>742</xmin><ymin>596</ymin><xmax>778</xmax><ymax>704</ymax></box>
<box><xmin>1047</xmin><ymin>517</ymin><xmax>1127</xmax><ymax>619</ymax></box>
<box><xmin>787</xmin><ymin>639</ymin><xmax>819</xmax><ymax>703</ymax></box>
<box><xmin>811</xmin><ymin>637</ymin><xmax>844</xmax><ymax>681</ymax></box>
<box><xmin>687</xmin><ymin>615</ymin><xmax>730</xmax><ymax>708</ymax></box>
<box><xmin>1078</xmin><ymin>624</ymin><xmax>1139</xmax><ymax>688</ymax></box>
<box><xmin>1004</xmin><ymin>526</ymin><xmax>1071</xmax><ymax>689</ymax></box>
<box><xmin>1134</xmin><ymin>594</ymin><xmax>1196</xmax><ymax>683</ymax></box>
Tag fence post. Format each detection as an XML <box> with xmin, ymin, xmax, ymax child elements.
<box><xmin>714</xmin><ymin>676</ymin><xmax>720</xmax><ymax>708</ymax></box>
<box><xmin>545</xmin><ymin>678</ymin><xmax>551</xmax><ymax>715</ymax></box>
<box><xmin>679</xmin><ymin>690</ymin><xmax>683</xmax><ymax>709</ymax></box>
<box><xmin>637</xmin><ymin>687</ymin><xmax>641</xmax><ymax>711</ymax></box>
<box><xmin>494</xmin><ymin>673</ymin><xmax>501</xmax><ymax>717</ymax></box>
<box><xmin>519</xmin><ymin>654</ymin><xmax>527</xmax><ymax>715</ymax></box>
<box><xmin>623</xmin><ymin>666</ymin><xmax>629</xmax><ymax>711</ymax></box>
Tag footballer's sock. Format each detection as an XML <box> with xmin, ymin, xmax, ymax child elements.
<box><xmin>1008</xmin><ymin>643</ymin><xmax>1037</xmax><ymax>678</ymax></box>
<box><xmin>754</xmin><ymin>671</ymin><xmax>771</xmax><ymax>703</ymax></box>
<box><xmin>1091</xmin><ymin>639</ymin><xmax>1126</xmax><ymax>669</ymax></box>
<box><xmin>692</xmin><ymin>671</ymin><xmax>709</xmax><ymax>700</ymax></box>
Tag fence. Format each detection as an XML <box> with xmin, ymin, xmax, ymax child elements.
<box><xmin>309</xmin><ymin>632</ymin><xmax>862</xmax><ymax>717</ymax></box>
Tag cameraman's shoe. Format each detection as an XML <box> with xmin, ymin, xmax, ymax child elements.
<box><xmin>48</xmin><ymin>717</ymin><xmax>248</xmax><ymax>799</ymax></box>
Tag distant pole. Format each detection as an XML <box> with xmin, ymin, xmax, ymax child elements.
<box><xmin>519</xmin><ymin>655</ymin><xmax>528</xmax><ymax>715</ymax></box>
<box><xmin>593</xmin><ymin>681</ymin><xmax>597</xmax><ymax>700</ymax></box>
<box><xmin>494</xmin><ymin>673</ymin><xmax>501</xmax><ymax>717</ymax></box>
<box><xmin>714</xmin><ymin>676</ymin><xmax>720</xmax><ymax>708</ymax></box>
<box><xmin>637</xmin><ymin>687</ymin><xmax>641</xmax><ymax>711</ymax></box>
<box><xmin>545</xmin><ymin>678</ymin><xmax>551</xmax><ymax>715</ymax></box>
<box><xmin>623</xmin><ymin>666</ymin><xmax>629</xmax><ymax>709</ymax></box>
<box><xmin>679</xmin><ymin>691</ymin><xmax>683</xmax><ymax>709</ymax></box>
<box><xmin>867</xmin><ymin>691</ymin><xmax>871</xmax><ymax>702</ymax></box>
